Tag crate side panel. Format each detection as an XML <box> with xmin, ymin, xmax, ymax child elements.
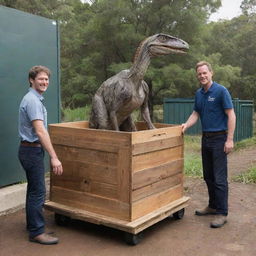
<box><xmin>54</xmin><ymin>145</ymin><xmax>118</xmax><ymax>167</ymax></box>
<box><xmin>117</xmin><ymin>148</ymin><xmax>131</xmax><ymax>203</ymax></box>
<box><xmin>131</xmin><ymin>184</ymin><xmax>183</xmax><ymax>220</ymax></box>
<box><xmin>51</xmin><ymin>161</ymin><xmax>119</xmax><ymax>199</ymax></box>
<box><xmin>132</xmin><ymin>125</ymin><xmax>182</xmax><ymax>145</ymax></box>
<box><xmin>51</xmin><ymin>186</ymin><xmax>130</xmax><ymax>221</ymax></box>
<box><xmin>133</xmin><ymin>159</ymin><xmax>183</xmax><ymax>190</ymax></box>
<box><xmin>135</xmin><ymin>122</ymin><xmax>176</xmax><ymax>130</ymax></box>
<box><xmin>49</xmin><ymin>125</ymin><xmax>131</xmax><ymax>149</ymax></box>
<box><xmin>132</xmin><ymin>146</ymin><xmax>183</xmax><ymax>173</ymax></box>
<box><xmin>132</xmin><ymin>136</ymin><xmax>183</xmax><ymax>155</ymax></box>
<box><xmin>132</xmin><ymin>173</ymin><xmax>182</xmax><ymax>201</ymax></box>
<box><xmin>51</xmin><ymin>145</ymin><xmax>120</xmax><ymax>199</ymax></box>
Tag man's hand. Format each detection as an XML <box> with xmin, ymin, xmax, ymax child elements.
<box><xmin>181</xmin><ymin>123</ymin><xmax>187</xmax><ymax>134</ymax></box>
<box><xmin>224</xmin><ymin>139</ymin><xmax>234</xmax><ymax>154</ymax></box>
<box><xmin>51</xmin><ymin>157</ymin><xmax>63</xmax><ymax>175</ymax></box>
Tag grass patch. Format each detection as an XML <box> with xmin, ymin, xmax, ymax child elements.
<box><xmin>234</xmin><ymin>136</ymin><xmax>256</xmax><ymax>151</ymax></box>
<box><xmin>184</xmin><ymin>154</ymin><xmax>203</xmax><ymax>178</ymax></box>
<box><xmin>184</xmin><ymin>135</ymin><xmax>201</xmax><ymax>154</ymax></box>
<box><xmin>62</xmin><ymin>106</ymin><xmax>91</xmax><ymax>122</ymax></box>
<box><xmin>232</xmin><ymin>166</ymin><xmax>256</xmax><ymax>184</ymax></box>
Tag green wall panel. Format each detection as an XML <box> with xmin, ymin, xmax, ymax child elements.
<box><xmin>0</xmin><ymin>6</ymin><xmax>60</xmax><ymax>187</ymax></box>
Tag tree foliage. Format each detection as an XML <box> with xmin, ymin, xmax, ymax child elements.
<box><xmin>1</xmin><ymin>0</ymin><xmax>256</xmax><ymax>112</ymax></box>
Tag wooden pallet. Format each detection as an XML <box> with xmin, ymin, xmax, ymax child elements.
<box><xmin>45</xmin><ymin>196</ymin><xmax>189</xmax><ymax>235</ymax></box>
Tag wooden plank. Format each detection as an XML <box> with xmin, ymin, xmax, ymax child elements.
<box><xmin>132</xmin><ymin>146</ymin><xmax>183</xmax><ymax>173</ymax></box>
<box><xmin>44</xmin><ymin>196</ymin><xmax>190</xmax><ymax>234</ymax></box>
<box><xmin>49</xmin><ymin>121</ymin><xmax>88</xmax><ymax>128</ymax></box>
<box><xmin>117</xmin><ymin>148</ymin><xmax>131</xmax><ymax>203</ymax></box>
<box><xmin>132</xmin><ymin>136</ymin><xmax>183</xmax><ymax>155</ymax></box>
<box><xmin>131</xmin><ymin>125</ymin><xmax>182</xmax><ymax>145</ymax></box>
<box><xmin>127</xmin><ymin>196</ymin><xmax>190</xmax><ymax>234</ymax></box>
<box><xmin>135</xmin><ymin>121</ymin><xmax>176</xmax><ymax>130</ymax></box>
<box><xmin>53</xmin><ymin>145</ymin><xmax>118</xmax><ymax>167</ymax></box>
<box><xmin>53</xmin><ymin>159</ymin><xmax>118</xmax><ymax>184</ymax></box>
<box><xmin>51</xmin><ymin>186</ymin><xmax>130</xmax><ymax>221</ymax></box>
<box><xmin>49</xmin><ymin>123</ymin><xmax>131</xmax><ymax>149</ymax></box>
<box><xmin>44</xmin><ymin>201</ymin><xmax>130</xmax><ymax>227</ymax></box>
<box><xmin>52</xmin><ymin>179</ymin><xmax>119</xmax><ymax>199</ymax></box>
<box><xmin>132</xmin><ymin>173</ymin><xmax>182</xmax><ymax>201</ymax></box>
<box><xmin>133</xmin><ymin>159</ymin><xmax>183</xmax><ymax>189</ymax></box>
<box><xmin>51</xmin><ymin>155</ymin><xmax>120</xmax><ymax>199</ymax></box>
<box><xmin>131</xmin><ymin>184</ymin><xmax>183</xmax><ymax>220</ymax></box>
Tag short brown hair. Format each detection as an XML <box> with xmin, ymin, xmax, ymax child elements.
<box><xmin>28</xmin><ymin>65</ymin><xmax>51</xmax><ymax>86</ymax></box>
<box><xmin>195</xmin><ymin>61</ymin><xmax>213</xmax><ymax>72</ymax></box>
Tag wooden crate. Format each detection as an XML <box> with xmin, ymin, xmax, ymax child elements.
<box><xmin>47</xmin><ymin>121</ymin><xmax>186</xmax><ymax>223</ymax></box>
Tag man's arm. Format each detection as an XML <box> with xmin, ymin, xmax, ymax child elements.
<box><xmin>224</xmin><ymin>108</ymin><xmax>236</xmax><ymax>154</ymax></box>
<box><xmin>181</xmin><ymin>111</ymin><xmax>199</xmax><ymax>133</ymax></box>
<box><xmin>32</xmin><ymin>120</ymin><xmax>63</xmax><ymax>175</ymax></box>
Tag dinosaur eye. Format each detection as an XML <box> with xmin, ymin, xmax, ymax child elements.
<box><xmin>158</xmin><ymin>35</ymin><xmax>168</xmax><ymax>42</ymax></box>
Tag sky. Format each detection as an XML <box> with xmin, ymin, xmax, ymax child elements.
<box><xmin>209</xmin><ymin>0</ymin><xmax>243</xmax><ymax>22</ymax></box>
<box><xmin>81</xmin><ymin>0</ymin><xmax>244</xmax><ymax>22</ymax></box>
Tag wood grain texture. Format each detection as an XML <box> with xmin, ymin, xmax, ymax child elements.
<box><xmin>131</xmin><ymin>184</ymin><xmax>183</xmax><ymax>220</ymax></box>
<box><xmin>48</xmin><ymin>121</ymin><xmax>185</xmax><ymax>222</ymax></box>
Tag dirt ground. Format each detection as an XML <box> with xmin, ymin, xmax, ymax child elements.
<box><xmin>1</xmin><ymin>147</ymin><xmax>256</xmax><ymax>256</ymax></box>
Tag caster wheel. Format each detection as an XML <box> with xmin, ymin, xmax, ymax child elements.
<box><xmin>124</xmin><ymin>232</ymin><xmax>143</xmax><ymax>245</ymax></box>
<box><xmin>55</xmin><ymin>213</ymin><xmax>71</xmax><ymax>226</ymax></box>
<box><xmin>173</xmin><ymin>208</ymin><xmax>185</xmax><ymax>220</ymax></box>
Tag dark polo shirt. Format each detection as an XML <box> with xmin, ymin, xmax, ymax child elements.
<box><xmin>194</xmin><ymin>82</ymin><xmax>233</xmax><ymax>132</ymax></box>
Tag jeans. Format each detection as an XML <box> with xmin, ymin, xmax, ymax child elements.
<box><xmin>18</xmin><ymin>145</ymin><xmax>46</xmax><ymax>238</ymax></box>
<box><xmin>201</xmin><ymin>134</ymin><xmax>228</xmax><ymax>215</ymax></box>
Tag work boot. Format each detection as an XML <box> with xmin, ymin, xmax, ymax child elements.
<box><xmin>195</xmin><ymin>206</ymin><xmax>216</xmax><ymax>216</ymax></box>
<box><xmin>210</xmin><ymin>215</ymin><xmax>227</xmax><ymax>228</ymax></box>
<box><xmin>29</xmin><ymin>233</ymin><xmax>59</xmax><ymax>245</ymax></box>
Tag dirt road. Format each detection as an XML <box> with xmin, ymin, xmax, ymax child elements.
<box><xmin>0</xmin><ymin>147</ymin><xmax>256</xmax><ymax>256</ymax></box>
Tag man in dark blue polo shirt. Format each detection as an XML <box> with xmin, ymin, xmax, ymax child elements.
<box><xmin>182</xmin><ymin>61</ymin><xmax>236</xmax><ymax>228</ymax></box>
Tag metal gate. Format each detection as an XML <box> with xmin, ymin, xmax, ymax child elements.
<box><xmin>163</xmin><ymin>98</ymin><xmax>254</xmax><ymax>142</ymax></box>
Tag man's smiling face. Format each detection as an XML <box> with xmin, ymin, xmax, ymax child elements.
<box><xmin>196</xmin><ymin>64</ymin><xmax>213</xmax><ymax>88</ymax></box>
<box><xmin>30</xmin><ymin>72</ymin><xmax>49</xmax><ymax>94</ymax></box>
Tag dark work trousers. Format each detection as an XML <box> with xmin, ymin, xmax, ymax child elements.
<box><xmin>18</xmin><ymin>145</ymin><xmax>46</xmax><ymax>238</ymax></box>
<box><xmin>201</xmin><ymin>134</ymin><xmax>228</xmax><ymax>216</ymax></box>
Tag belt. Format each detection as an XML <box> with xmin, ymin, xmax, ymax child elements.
<box><xmin>20</xmin><ymin>141</ymin><xmax>42</xmax><ymax>147</ymax></box>
<box><xmin>202</xmin><ymin>131</ymin><xmax>227</xmax><ymax>137</ymax></box>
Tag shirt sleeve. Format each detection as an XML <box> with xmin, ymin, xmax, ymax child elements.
<box><xmin>222</xmin><ymin>88</ymin><xmax>233</xmax><ymax>109</ymax></box>
<box><xmin>193</xmin><ymin>92</ymin><xmax>199</xmax><ymax>113</ymax></box>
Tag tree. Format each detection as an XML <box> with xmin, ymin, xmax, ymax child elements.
<box><xmin>241</xmin><ymin>0</ymin><xmax>256</xmax><ymax>15</ymax></box>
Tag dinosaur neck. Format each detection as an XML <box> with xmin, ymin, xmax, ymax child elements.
<box><xmin>129</xmin><ymin>49</ymin><xmax>151</xmax><ymax>84</ymax></box>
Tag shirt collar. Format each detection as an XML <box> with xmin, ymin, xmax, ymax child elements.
<box><xmin>29</xmin><ymin>87</ymin><xmax>44</xmax><ymax>102</ymax></box>
<box><xmin>200</xmin><ymin>82</ymin><xmax>216</xmax><ymax>94</ymax></box>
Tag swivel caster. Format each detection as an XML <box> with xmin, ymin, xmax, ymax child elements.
<box><xmin>124</xmin><ymin>231</ymin><xmax>143</xmax><ymax>245</ymax></box>
<box><xmin>55</xmin><ymin>213</ymin><xmax>71</xmax><ymax>226</ymax></box>
<box><xmin>173</xmin><ymin>208</ymin><xmax>185</xmax><ymax>220</ymax></box>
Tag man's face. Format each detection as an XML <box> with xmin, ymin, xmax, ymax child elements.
<box><xmin>196</xmin><ymin>65</ymin><xmax>213</xmax><ymax>87</ymax></box>
<box><xmin>30</xmin><ymin>72</ymin><xmax>49</xmax><ymax>94</ymax></box>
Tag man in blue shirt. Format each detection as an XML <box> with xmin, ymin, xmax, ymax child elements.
<box><xmin>182</xmin><ymin>61</ymin><xmax>236</xmax><ymax>228</ymax></box>
<box><xmin>18</xmin><ymin>66</ymin><xmax>63</xmax><ymax>244</ymax></box>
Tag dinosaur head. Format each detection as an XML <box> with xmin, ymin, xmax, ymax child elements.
<box><xmin>147</xmin><ymin>33</ymin><xmax>189</xmax><ymax>57</ymax></box>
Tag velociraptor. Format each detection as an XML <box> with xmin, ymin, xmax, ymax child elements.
<box><xmin>89</xmin><ymin>34</ymin><xmax>189</xmax><ymax>131</ymax></box>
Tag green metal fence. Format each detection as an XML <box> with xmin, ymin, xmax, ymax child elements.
<box><xmin>163</xmin><ymin>98</ymin><xmax>254</xmax><ymax>142</ymax></box>
<box><xmin>0</xmin><ymin>6</ymin><xmax>60</xmax><ymax>187</ymax></box>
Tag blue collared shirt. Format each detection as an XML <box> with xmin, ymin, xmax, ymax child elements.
<box><xmin>18</xmin><ymin>88</ymin><xmax>47</xmax><ymax>142</ymax></box>
<box><xmin>193</xmin><ymin>82</ymin><xmax>233</xmax><ymax>132</ymax></box>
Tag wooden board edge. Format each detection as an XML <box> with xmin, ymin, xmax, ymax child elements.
<box><xmin>44</xmin><ymin>196</ymin><xmax>190</xmax><ymax>234</ymax></box>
